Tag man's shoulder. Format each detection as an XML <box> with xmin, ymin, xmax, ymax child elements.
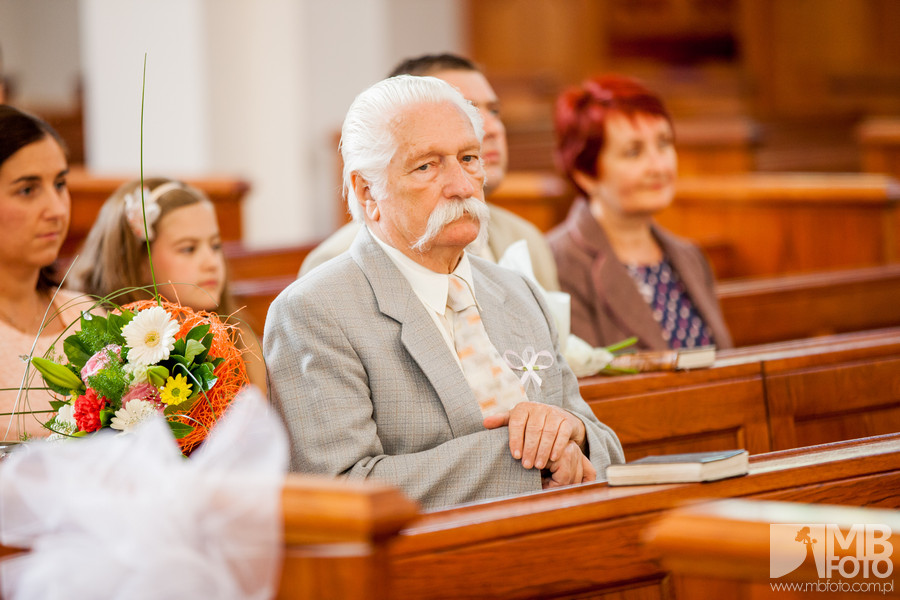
<box><xmin>281</xmin><ymin>251</ymin><xmax>364</xmax><ymax>304</ymax></box>
<box><xmin>299</xmin><ymin>221</ymin><xmax>363</xmax><ymax>277</ymax></box>
<box><xmin>487</xmin><ymin>203</ymin><xmax>543</xmax><ymax>237</ymax></box>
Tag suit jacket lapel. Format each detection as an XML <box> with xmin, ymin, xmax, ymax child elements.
<box><xmin>349</xmin><ymin>228</ymin><xmax>485</xmax><ymax>437</ymax></box>
<box><xmin>568</xmin><ymin>200</ymin><xmax>668</xmax><ymax>350</ymax></box>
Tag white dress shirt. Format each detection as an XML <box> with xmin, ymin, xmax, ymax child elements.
<box><xmin>370</xmin><ymin>231</ymin><xmax>478</xmax><ymax>366</ymax></box>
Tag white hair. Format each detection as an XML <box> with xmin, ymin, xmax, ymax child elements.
<box><xmin>340</xmin><ymin>74</ymin><xmax>485</xmax><ymax>221</ymax></box>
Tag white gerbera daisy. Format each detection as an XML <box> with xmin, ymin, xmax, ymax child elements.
<box><xmin>110</xmin><ymin>399</ymin><xmax>160</xmax><ymax>433</ymax></box>
<box><xmin>121</xmin><ymin>306</ymin><xmax>179</xmax><ymax>366</ymax></box>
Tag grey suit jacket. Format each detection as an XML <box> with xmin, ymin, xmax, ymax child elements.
<box><xmin>265</xmin><ymin>227</ymin><xmax>623</xmax><ymax>509</ymax></box>
<box><xmin>547</xmin><ymin>198</ymin><xmax>734</xmax><ymax>351</ymax></box>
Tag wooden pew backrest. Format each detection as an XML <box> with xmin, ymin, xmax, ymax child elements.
<box><xmin>718</xmin><ymin>264</ymin><xmax>900</xmax><ymax>346</ymax></box>
<box><xmin>65</xmin><ymin>168</ymin><xmax>250</xmax><ymax>256</ymax></box>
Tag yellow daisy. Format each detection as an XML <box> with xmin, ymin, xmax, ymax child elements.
<box><xmin>160</xmin><ymin>374</ymin><xmax>193</xmax><ymax>406</ymax></box>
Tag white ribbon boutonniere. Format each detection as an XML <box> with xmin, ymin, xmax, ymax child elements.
<box><xmin>503</xmin><ymin>346</ymin><xmax>555</xmax><ymax>390</ymax></box>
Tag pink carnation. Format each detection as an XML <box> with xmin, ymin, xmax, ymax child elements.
<box><xmin>73</xmin><ymin>389</ymin><xmax>107</xmax><ymax>433</ymax></box>
<box><xmin>121</xmin><ymin>383</ymin><xmax>162</xmax><ymax>408</ymax></box>
<box><xmin>81</xmin><ymin>344</ymin><xmax>122</xmax><ymax>381</ymax></box>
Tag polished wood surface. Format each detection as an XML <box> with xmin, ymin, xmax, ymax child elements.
<box><xmin>65</xmin><ymin>168</ymin><xmax>250</xmax><ymax>256</ymax></box>
<box><xmin>648</xmin><ymin>499</ymin><xmax>900</xmax><ymax>597</ymax></box>
<box><xmin>859</xmin><ymin>116</ymin><xmax>900</xmax><ymax>180</ymax></box>
<box><xmin>384</xmin><ymin>434</ymin><xmax>900</xmax><ymax>599</ymax></box>
<box><xmin>489</xmin><ymin>171</ymin><xmax>900</xmax><ymax>278</ymax></box>
<box><xmin>581</xmin><ymin>328</ymin><xmax>900</xmax><ymax>460</ymax></box>
<box><xmin>718</xmin><ymin>264</ymin><xmax>900</xmax><ymax>346</ymax></box>
<box><xmin>659</xmin><ymin>173</ymin><xmax>900</xmax><ymax>278</ymax></box>
<box><xmin>277</xmin><ymin>475</ymin><xmax>419</xmax><ymax>600</ymax></box>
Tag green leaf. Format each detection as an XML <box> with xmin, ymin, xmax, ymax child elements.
<box><xmin>168</xmin><ymin>355</ymin><xmax>190</xmax><ymax>367</ymax></box>
<box><xmin>49</xmin><ymin>400</ymin><xmax>69</xmax><ymax>411</ymax></box>
<box><xmin>167</xmin><ymin>420</ymin><xmax>194</xmax><ymax>439</ymax></box>
<box><xmin>99</xmin><ymin>408</ymin><xmax>115</xmax><ymax>427</ymax></box>
<box><xmin>183</xmin><ymin>339</ymin><xmax>206</xmax><ymax>365</ymax></box>
<box><xmin>186</xmin><ymin>324</ymin><xmax>210</xmax><ymax>343</ymax></box>
<box><xmin>193</xmin><ymin>362</ymin><xmax>217</xmax><ymax>391</ymax></box>
<box><xmin>106</xmin><ymin>313</ymin><xmax>130</xmax><ymax>344</ymax></box>
<box><xmin>193</xmin><ymin>332</ymin><xmax>215</xmax><ymax>364</ymax></box>
<box><xmin>147</xmin><ymin>365</ymin><xmax>169</xmax><ymax>387</ymax></box>
<box><xmin>63</xmin><ymin>336</ymin><xmax>93</xmax><ymax>369</ymax></box>
<box><xmin>173</xmin><ymin>338</ymin><xmax>186</xmax><ymax>356</ymax></box>
<box><xmin>81</xmin><ymin>312</ymin><xmax>108</xmax><ymax>336</ymax></box>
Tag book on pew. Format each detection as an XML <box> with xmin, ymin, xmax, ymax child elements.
<box><xmin>608</xmin><ymin>345</ymin><xmax>716</xmax><ymax>372</ymax></box>
<box><xmin>605</xmin><ymin>449</ymin><xmax>749</xmax><ymax>486</ymax></box>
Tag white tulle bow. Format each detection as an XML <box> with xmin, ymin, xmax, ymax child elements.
<box><xmin>0</xmin><ymin>387</ymin><xmax>287</xmax><ymax>600</ymax></box>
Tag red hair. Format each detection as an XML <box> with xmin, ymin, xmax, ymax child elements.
<box><xmin>554</xmin><ymin>74</ymin><xmax>672</xmax><ymax>194</ymax></box>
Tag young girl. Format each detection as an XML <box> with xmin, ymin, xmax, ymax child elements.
<box><xmin>0</xmin><ymin>105</ymin><xmax>85</xmax><ymax>439</ymax></box>
<box><xmin>70</xmin><ymin>178</ymin><xmax>266</xmax><ymax>393</ymax></box>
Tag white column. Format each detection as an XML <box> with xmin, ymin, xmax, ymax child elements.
<box><xmin>79</xmin><ymin>0</ymin><xmax>211</xmax><ymax>174</ymax></box>
<box><xmin>77</xmin><ymin>0</ymin><xmax>463</xmax><ymax>248</ymax></box>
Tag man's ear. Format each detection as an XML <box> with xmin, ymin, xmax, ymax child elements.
<box><xmin>351</xmin><ymin>172</ymin><xmax>379</xmax><ymax>221</ymax></box>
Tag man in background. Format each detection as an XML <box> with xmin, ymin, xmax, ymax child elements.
<box><xmin>299</xmin><ymin>53</ymin><xmax>560</xmax><ymax>292</ymax></box>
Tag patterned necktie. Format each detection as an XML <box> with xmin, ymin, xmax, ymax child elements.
<box><xmin>447</xmin><ymin>275</ymin><xmax>527</xmax><ymax>417</ymax></box>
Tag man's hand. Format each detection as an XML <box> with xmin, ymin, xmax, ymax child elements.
<box><xmin>483</xmin><ymin>402</ymin><xmax>587</xmax><ymax>470</ymax></box>
<box><xmin>542</xmin><ymin>441</ymin><xmax>597</xmax><ymax>489</ymax></box>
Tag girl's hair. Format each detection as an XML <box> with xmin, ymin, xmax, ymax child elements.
<box><xmin>69</xmin><ymin>177</ymin><xmax>236</xmax><ymax>315</ymax></box>
<box><xmin>554</xmin><ymin>74</ymin><xmax>672</xmax><ymax>195</ymax></box>
<box><xmin>0</xmin><ymin>104</ymin><xmax>69</xmax><ymax>293</ymax></box>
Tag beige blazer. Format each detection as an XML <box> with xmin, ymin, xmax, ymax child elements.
<box><xmin>265</xmin><ymin>227</ymin><xmax>623</xmax><ymax>509</ymax></box>
<box><xmin>299</xmin><ymin>203</ymin><xmax>561</xmax><ymax>291</ymax></box>
<box><xmin>547</xmin><ymin>199</ymin><xmax>734</xmax><ymax>351</ymax></box>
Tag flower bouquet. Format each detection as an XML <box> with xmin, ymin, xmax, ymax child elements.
<box><xmin>31</xmin><ymin>299</ymin><xmax>248</xmax><ymax>454</ymax></box>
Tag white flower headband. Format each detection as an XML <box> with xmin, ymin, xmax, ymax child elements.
<box><xmin>123</xmin><ymin>181</ymin><xmax>184</xmax><ymax>241</ymax></box>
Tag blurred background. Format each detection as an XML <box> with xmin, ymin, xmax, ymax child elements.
<box><xmin>2</xmin><ymin>0</ymin><xmax>899</xmax><ymax>248</ymax></box>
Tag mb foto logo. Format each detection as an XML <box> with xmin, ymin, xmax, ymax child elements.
<box><xmin>770</xmin><ymin>523</ymin><xmax>893</xmax><ymax>579</ymax></box>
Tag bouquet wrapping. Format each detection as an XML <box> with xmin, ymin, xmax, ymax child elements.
<box><xmin>0</xmin><ymin>387</ymin><xmax>287</xmax><ymax>600</ymax></box>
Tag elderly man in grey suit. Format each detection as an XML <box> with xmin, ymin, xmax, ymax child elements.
<box><xmin>265</xmin><ymin>75</ymin><xmax>623</xmax><ymax>510</ymax></box>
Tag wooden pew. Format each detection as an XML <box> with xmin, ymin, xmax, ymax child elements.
<box><xmin>278</xmin><ymin>476</ymin><xmax>419</xmax><ymax>600</ymax></box>
<box><xmin>381</xmin><ymin>434</ymin><xmax>900</xmax><ymax>600</ymax></box>
<box><xmin>225</xmin><ymin>241</ymin><xmax>318</xmax><ymax>332</ymax></box>
<box><xmin>658</xmin><ymin>173</ymin><xmax>900</xmax><ymax>279</ymax></box>
<box><xmin>489</xmin><ymin>170</ymin><xmax>575</xmax><ymax>232</ymax></box>
<box><xmin>4</xmin><ymin>436</ymin><xmax>898</xmax><ymax>599</ymax></box>
<box><xmin>674</xmin><ymin>116</ymin><xmax>760</xmax><ymax>175</ymax></box>
<box><xmin>580</xmin><ymin>359</ymin><xmax>770</xmax><ymax>459</ymax></box>
<box><xmin>718</xmin><ymin>264</ymin><xmax>900</xmax><ymax>346</ymax></box>
<box><xmin>648</xmin><ymin>499</ymin><xmax>900</xmax><ymax>597</ymax></box>
<box><xmin>489</xmin><ymin>171</ymin><xmax>900</xmax><ymax>278</ymax></box>
<box><xmin>65</xmin><ymin>168</ymin><xmax>250</xmax><ymax>256</ymax></box>
<box><xmin>859</xmin><ymin>116</ymin><xmax>900</xmax><ymax>180</ymax></box>
<box><xmin>580</xmin><ymin>328</ymin><xmax>900</xmax><ymax>460</ymax></box>
<box><xmin>756</xmin><ymin>331</ymin><xmax>900</xmax><ymax>451</ymax></box>
<box><xmin>503</xmin><ymin>116</ymin><xmax>759</xmax><ymax>177</ymax></box>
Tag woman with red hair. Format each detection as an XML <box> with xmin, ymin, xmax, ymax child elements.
<box><xmin>547</xmin><ymin>74</ymin><xmax>732</xmax><ymax>351</ymax></box>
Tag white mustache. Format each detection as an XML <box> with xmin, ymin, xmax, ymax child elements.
<box><xmin>411</xmin><ymin>197</ymin><xmax>490</xmax><ymax>252</ymax></box>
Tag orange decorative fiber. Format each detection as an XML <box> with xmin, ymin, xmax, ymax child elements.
<box><xmin>122</xmin><ymin>300</ymin><xmax>249</xmax><ymax>454</ymax></box>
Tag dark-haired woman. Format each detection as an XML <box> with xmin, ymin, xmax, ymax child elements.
<box><xmin>0</xmin><ymin>105</ymin><xmax>82</xmax><ymax>439</ymax></box>
<box><xmin>547</xmin><ymin>75</ymin><xmax>732</xmax><ymax>351</ymax></box>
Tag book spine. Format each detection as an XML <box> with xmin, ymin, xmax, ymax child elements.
<box><xmin>609</xmin><ymin>351</ymin><xmax>679</xmax><ymax>372</ymax></box>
